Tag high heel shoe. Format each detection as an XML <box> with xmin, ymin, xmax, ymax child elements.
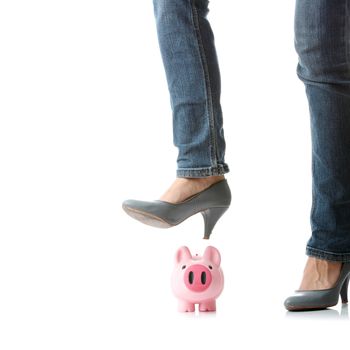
<box><xmin>122</xmin><ymin>179</ymin><xmax>231</xmax><ymax>239</ymax></box>
<box><xmin>284</xmin><ymin>262</ymin><xmax>350</xmax><ymax>311</ymax></box>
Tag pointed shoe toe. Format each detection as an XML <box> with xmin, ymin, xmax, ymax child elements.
<box><xmin>284</xmin><ymin>291</ymin><xmax>335</xmax><ymax>311</ymax></box>
<box><xmin>122</xmin><ymin>199</ymin><xmax>172</xmax><ymax>228</ymax></box>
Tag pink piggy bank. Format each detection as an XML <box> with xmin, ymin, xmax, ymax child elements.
<box><xmin>171</xmin><ymin>246</ymin><xmax>224</xmax><ymax>312</ymax></box>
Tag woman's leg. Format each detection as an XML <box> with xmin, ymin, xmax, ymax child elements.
<box><xmin>294</xmin><ymin>0</ymin><xmax>350</xmax><ymax>288</ymax></box>
<box><xmin>152</xmin><ymin>0</ymin><xmax>229</xmax><ymax>203</ymax></box>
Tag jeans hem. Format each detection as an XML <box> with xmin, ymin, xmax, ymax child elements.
<box><xmin>306</xmin><ymin>246</ymin><xmax>350</xmax><ymax>263</ymax></box>
<box><xmin>176</xmin><ymin>164</ymin><xmax>229</xmax><ymax>178</ymax></box>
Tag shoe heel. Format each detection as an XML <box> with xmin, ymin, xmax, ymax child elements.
<box><xmin>201</xmin><ymin>207</ymin><xmax>228</xmax><ymax>239</ymax></box>
<box><xmin>340</xmin><ymin>276</ymin><xmax>349</xmax><ymax>304</ymax></box>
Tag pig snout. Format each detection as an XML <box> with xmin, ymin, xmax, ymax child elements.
<box><xmin>183</xmin><ymin>264</ymin><xmax>212</xmax><ymax>292</ymax></box>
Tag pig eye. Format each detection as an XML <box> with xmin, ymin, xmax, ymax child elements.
<box><xmin>208</xmin><ymin>265</ymin><xmax>213</xmax><ymax>270</ymax></box>
<box><xmin>181</xmin><ymin>265</ymin><xmax>186</xmax><ymax>270</ymax></box>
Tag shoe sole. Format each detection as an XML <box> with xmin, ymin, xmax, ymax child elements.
<box><xmin>286</xmin><ymin>303</ymin><xmax>337</xmax><ymax>311</ymax></box>
<box><xmin>122</xmin><ymin>205</ymin><xmax>172</xmax><ymax>228</ymax></box>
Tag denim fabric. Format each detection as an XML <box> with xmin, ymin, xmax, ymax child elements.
<box><xmin>295</xmin><ymin>0</ymin><xmax>350</xmax><ymax>261</ymax></box>
<box><xmin>152</xmin><ymin>0</ymin><xmax>229</xmax><ymax>177</ymax></box>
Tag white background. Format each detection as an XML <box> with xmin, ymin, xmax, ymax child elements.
<box><xmin>1</xmin><ymin>1</ymin><xmax>348</xmax><ymax>349</ymax></box>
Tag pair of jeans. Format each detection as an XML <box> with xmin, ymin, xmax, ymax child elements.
<box><xmin>152</xmin><ymin>0</ymin><xmax>350</xmax><ymax>261</ymax></box>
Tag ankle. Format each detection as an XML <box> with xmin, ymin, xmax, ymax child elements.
<box><xmin>182</xmin><ymin>175</ymin><xmax>225</xmax><ymax>185</ymax></box>
<box><xmin>299</xmin><ymin>257</ymin><xmax>342</xmax><ymax>290</ymax></box>
<box><xmin>159</xmin><ymin>175</ymin><xmax>225</xmax><ymax>204</ymax></box>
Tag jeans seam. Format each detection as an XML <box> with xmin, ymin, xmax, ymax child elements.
<box><xmin>310</xmin><ymin>151</ymin><xmax>316</xmax><ymax>225</ymax></box>
<box><xmin>189</xmin><ymin>0</ymin><xmax>218</xmax><ymax>168</ymax></box>
<box><xmin>346</xmin><ymin>0</ymin><xmax>350</xmax><ymax>63</ymax></box>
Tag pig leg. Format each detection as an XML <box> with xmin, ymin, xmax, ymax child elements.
<box><xmin>178</xmin><ymin>300</ymin><xmax>195</xmax><ymax>312</ymax></box>
<box><xmin>199</xmin><ymin>299</ymin><xmax>216</xmax><ymax>312</ymax></box>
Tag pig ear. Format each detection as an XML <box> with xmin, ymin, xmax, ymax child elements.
<box><xmin>175</xmin><ymin>246</ymin><xmax>192</xmax><ymax>264</ymax></box>
<box><xmin>203</xmin><ymin>246</ymin><xmax>221</xmax><ymax>267</ymax></box>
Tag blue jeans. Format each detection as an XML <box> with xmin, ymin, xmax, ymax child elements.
<box><xmin>153</xmin><ymin>0</ymin><xmax>350</xmax><ymax>261</ymax></box>
<box><xmin>295</xmin><ymin>0</ymin><xmax>350</xmax><ymax>262</ymax></box>
<box><xmin>152</xmin><ymin>0</ymin><xmax>229</xmax><ymax>178</ymax></box>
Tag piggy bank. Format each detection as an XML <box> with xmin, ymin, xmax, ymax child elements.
<box><xmin>171</xmin><ymin>246</ymin><xmax>224</xmax><ymax>312</ymax></box>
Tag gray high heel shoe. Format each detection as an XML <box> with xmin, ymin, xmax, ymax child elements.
<box><xmin>284</xmin><ymin>262</ymin><xmax>350</xmax><ymax>311</ymax></box>
<box><xmin>122</xmin><ymin>179</ymin><xmax>231</xmax><ymax>239</ymax></box>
